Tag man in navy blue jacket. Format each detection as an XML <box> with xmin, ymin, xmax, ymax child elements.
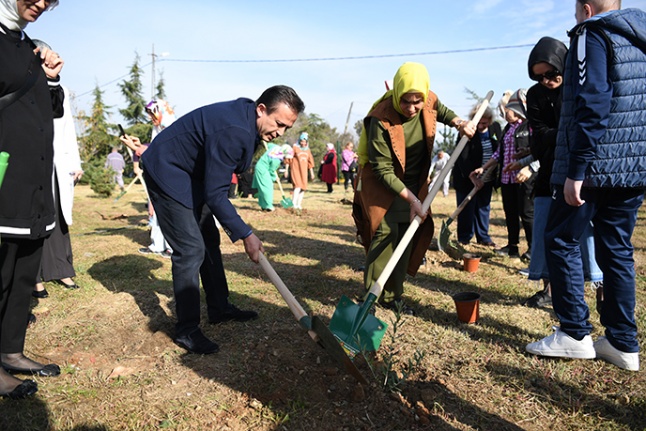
<box><xmin>142</xmin><ymin>85</ymin><xmax>305</xmax><ymax>354</ymax></box>
<box><xmin>526</xmin><ymin>1</ymin><xmax>646</xmax><ymax>371</ymax></box>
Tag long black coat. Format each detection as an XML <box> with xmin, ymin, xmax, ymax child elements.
<box><xmin>0</xmin><ymin>27</ymin><xmax>64</xmax><ymax>239</ymax></box>
<box><xmin>452</xmin><ymin>122</ymin><xmax>501</xmax><ymax>193</ymax></box>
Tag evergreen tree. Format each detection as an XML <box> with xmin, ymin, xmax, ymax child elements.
<box><xmin>155</xmin><ymin>72</ymin><xmax>166</xmax><ymax>100</ymax></box>
<box><xmin>118</xmin><ymin>53</ymin><xmax>148</xmax><ymax>125</ymax></box>
<box><xmin>435</xmin><ymin>124</ymin><xmax>458</xmax><ymax>155</ymax></box>
<box><xmin>76</xmin><ymin>85</ymin><xmax>119</xmax><ymax>195</ymax></box>
<box><xmin>77</xmin><ymin>85</ymin><xmax>114</xmax><ymax>162</ymax></box>
<box><xmin>353</xmin><ymin>119</ymin><xmax>363</xmax><ymax>138</ymax></box>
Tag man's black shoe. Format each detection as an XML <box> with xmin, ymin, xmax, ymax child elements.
<box><xmin>495</xmin><ymin>245</ymin><xmax>520</xmax><ymax>258</ymax></box>
<box><xmin>380</xmin><ymin>299</ymin><xmax>415</xmax><ymax>316</ymax></box>
<box><xmin>522</xmin><ymin>290</ymin><xmax>552</xmax><ymax>308</ymax></box>
<box><xmin>174</xmin><ymin>329</ymin><xmax>219</xmax><ymax>354</ymax></box>
<box><xmin>209</xmin><ymin>304</ymin><xmax>259</xmax><ymax>324</ymax></box>
<box><xmin>477</xmin><ymin>240</ymin><xmax>497</xmax><ymax>247</ymax></box>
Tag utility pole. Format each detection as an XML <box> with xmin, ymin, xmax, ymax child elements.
<box><xmin>342</xmin><ymin>101</ymin><xmax>354</xmax><ymax>136</ymax></box>
<box><xmin>337</xmin><ymin>101</ymin><xmax>354</xmax><ymax>184</ymax></box>
<box><xmin>150</xmin><ymin>44</ymin><xmax>156</xmax><ymax>100</ymax></box>
<box><xmin>150</xmin><ymin>45</ymin><xmax>169</xmax><ymax>100</ymax></box>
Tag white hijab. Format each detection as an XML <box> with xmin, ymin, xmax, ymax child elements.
<box><xmin>0</xmin><ymin>0</ymin><xmax>58</xmax><ymax>32</ymax></box>
<box><xmin>0</xmin><ymin>0</ymin><xmax>24</xmax><ymax>31</ymax></box>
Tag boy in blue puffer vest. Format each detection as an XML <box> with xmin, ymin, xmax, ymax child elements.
<box><xmin>526</xmin><ymin>0</ymin><xmax>646</xmax><ymax>372</ymax></box>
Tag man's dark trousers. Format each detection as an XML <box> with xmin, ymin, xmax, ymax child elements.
<box><xmin>145</xmin><ymin>174</ymin><xmax>230</xmax><ymax>338</ymax></box>
<box><xmin>456</xmin><ymin>182</ymin><xmax>494</xmax><ymax>244</ymax></box>
<box><xmin>545</xmin><ymin>187</ymin><xmax>643</xmax><ymax>353</ymax></box>
<box><xmin>500</xmin><ymin>182</ymin><xmax>534</xmax><ymax>249</ymax></box>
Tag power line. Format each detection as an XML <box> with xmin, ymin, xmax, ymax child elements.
<box><xmin>76</xmin><ymin>61</ymin><xmax>153</xmax><ymax>98</ymax></box>
<box><xmin>161</xmin><ymin>43</ymin><xmax>537</xmax><ymax>64</ymax></box>
<box><xmin>77</xmin><ymin>42</ymin><xmax>540</xmax><ymax>99</ymax></box>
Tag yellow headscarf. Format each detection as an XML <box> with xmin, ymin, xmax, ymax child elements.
<box><xmin>357</xmin><ymin>62</ymin><xmax>431</xmax><ymax>166</ymax></box>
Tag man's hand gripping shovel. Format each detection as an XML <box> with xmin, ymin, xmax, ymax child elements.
<box><xmin>328</xmin><ymin>91</ymin><xmax>495</xmax><ymax>359</ymax></box>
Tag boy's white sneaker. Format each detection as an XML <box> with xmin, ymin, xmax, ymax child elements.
<box><xmin>594</xmin><ymin>336</ymin><xmax>639</xmax><ymax>371</ymax></box>
<box><xmin>526</xmin><ymin>326</ymin><xmax>595</xmax><ymax>359</ymax></box>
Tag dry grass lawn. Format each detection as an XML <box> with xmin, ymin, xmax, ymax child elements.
<box><xmin>1</xmin><ymin>180</ymin><xmax>644</xmax><ymax>431</ymax></box>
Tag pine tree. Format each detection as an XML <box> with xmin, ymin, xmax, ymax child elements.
<box><xmin>76</xmin><ymin>85</ymin><xmax>119</xmax><ymax>196</ymax></box>
<box><xmin>118</xmin><ymin>53</ymin><xmax>148</xmax><ymax>125</ymax></box>
<box><xmin>435</xmin><ymin>124</ymin><xmax>458</xmax><ymax>155</ymax></box>
<box><xmin>77</xmin><ymin>85</ymin><xmax>114</xmax><ymax>162</ymax></box>
<box><xmin>155</xmin><ymin>72</ymin><xmax>166</xmax><ymax>100</ymax></box>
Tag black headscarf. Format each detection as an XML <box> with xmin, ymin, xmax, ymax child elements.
<box><xmin>527</xmin><ymin>37</ymin><xmax>568</xmax><ymax>81</ymax></box>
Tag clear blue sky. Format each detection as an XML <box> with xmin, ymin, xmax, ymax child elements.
<box><xmin>28</xmin><ymin>0</ymin><xmax>646</xmax><ymax>138</ymax></box>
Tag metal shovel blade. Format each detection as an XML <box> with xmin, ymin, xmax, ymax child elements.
<box><xmin>329</xmin><ymin>295</ymin><xmax>388</xmax><ymax>357</ymax></box>
<box><xmin>280</xmin><ymin>196</ymin><xmax>294</xmax><ymax>209</ymax></box>
<box><xmin>258</xmin><ymin>252</ymin><xmax>365</xmax><ymax>383</ymax></box>
<box><xmin>438</xmin><ymin>218</ymin><xmax>454</xmax><ymax>252</ymax></box>
<box><xmin>311</xmin><ymin>316</ymin><xmax>368</xmax><ymax>385</ymax></box>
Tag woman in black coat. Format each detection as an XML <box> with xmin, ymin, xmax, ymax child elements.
<box><xmin>0</xmin><ymin>0</ymin><xmax>64</xmax><ymax>399</ymax></box>
<box><xmin>452</xmin><ymin>105</ymin><xmax>501</xmax><ymax>246</ymax></box>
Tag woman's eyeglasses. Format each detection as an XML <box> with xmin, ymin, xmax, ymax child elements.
<box><xmin>534</xmin><ymin>70</ymin><xmax>561</xmax><ymax>82</ymax></box>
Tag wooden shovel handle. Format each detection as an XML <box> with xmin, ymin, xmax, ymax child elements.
<box><xmin>258</xmin><ymin>252</ymin><xmax>318</xmax><ymax>341</ymax></box>
<box><xmin>449</xmin><ymin>185</ymin><xmax>480</xmax><ymax>220</ymax></box>
<box><xmin>274</xmin><ymin>171</ymin><xmax>286</xmax><ymax>197</ymax></box>
<box><xmin>448</xmin><ymin>165</ymin><xmax>495</xmax><ymax>219</ymax></box>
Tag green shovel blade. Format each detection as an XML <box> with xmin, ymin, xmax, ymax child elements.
<box><xmin>280</xmin><ymin>197</ymin><xmax>293</xmax><ymax>208</ymax></box>
<box><xmin>329</xmin><ymin>295</ymin><xmax>388</xmax><ymax>357</ymax></box>
<box><xmin>438</xmin><ymin>218</ymin><xmax>454</xmax><ymax>252</ymax></box>
<box><xmin>311</xmin><ymin>316</ymin><xmax>368</xmax><ymax>384</ymax></box>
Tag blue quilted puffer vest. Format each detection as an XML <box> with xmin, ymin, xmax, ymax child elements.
<box><xmin>552</xmin><ymin>8</ymin><xmax>646</xmax><ymax>188</ymax></box>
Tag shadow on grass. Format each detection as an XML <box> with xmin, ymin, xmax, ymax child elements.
<box><xmin>407</xmin><ymin>378</ymin><xmax>526</xmax><ymax>430</ymax></box>
<box><xmin>81</xmin><ymin>225</ymin><xmax>551</xmax><ymax>430</ymax></box>
<box><xmin>88</xmin><ymin>254</ymin><xmax>175</xmax><ymax>336</ymax></box>
<box><xmin>0</xmin><ymin>396</ymin><xmax>110</xmax><ymax>431</ymax></box>
<box><xmin>485</xmin><ymin>360</ymin><xmax>646</xmax><ymax>430</ymax></box>
<box><xmin>86</xmin><ymin>253</ymin><xmax>383</xmax><ymax>428</ymax></box>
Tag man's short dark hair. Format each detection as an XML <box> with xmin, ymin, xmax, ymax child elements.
<box><xmin>256</xmin><ymin>85</ymin><xmax>305</xmax><ymax>115</ymax></box>
<box><xmin>577</xmin><ymin>0</ymin><xmax>622</xmax><ymax>8</ymax></box>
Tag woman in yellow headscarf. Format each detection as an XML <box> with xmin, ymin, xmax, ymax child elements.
<box><xmin>353</xmin><ymin>62</ymin><xmax>475</xmax><ymax>314</ymax></box>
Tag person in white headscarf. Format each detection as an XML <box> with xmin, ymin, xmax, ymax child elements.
<box><xmin>0</xmin><ymin>0</ymin><xmax>64</xmax><ymax>399</ymax></box>
<box><xmin>320</xmin><ymin>142</ymin><xmax>338</xmax><ymax>193</ymax></box>
<box><xmin>120</xmin><ymin>99</ymin><xmax>178</xmax><ymax>257</ymax></box>
<box><xmin>31</xmin><ymin>39</ymin><xmax>83</xmax><ymax>297</ymax></box>
<box><xmin>285</xmin><ymin>132</ymin><xmax>315</xmax><ymax>211</ymax></box>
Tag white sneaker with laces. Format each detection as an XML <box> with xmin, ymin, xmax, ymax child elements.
<box><xmin>526</xmin><ymin>326</ymin><xmax>595</xmax><ymax>359</ymax></box>
<box><xmin>594</xmin><ymin>336</ymin><xmax>639</xmax><ymax>371</ymax></box>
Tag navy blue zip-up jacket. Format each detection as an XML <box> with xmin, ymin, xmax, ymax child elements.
<box><xmin>141</xmin><ymin>98</ymin><xmax>260</xmax><ymax>242</ymax></box>
<box><xmin>551</xmin><ymin>8</ymin><xmax>646</xmax><ymax>188</ymax></box>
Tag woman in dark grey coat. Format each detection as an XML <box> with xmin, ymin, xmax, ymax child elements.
<box><xmin>0</xmin><ymin>0</ymin><xmax>64</xmax><ymax>399</ymax></box>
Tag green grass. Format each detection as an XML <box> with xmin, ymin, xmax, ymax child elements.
<box><xmin>0</xmin><ymin>182</ymin><xmax>644</xmax><ymax>431</ymax></box>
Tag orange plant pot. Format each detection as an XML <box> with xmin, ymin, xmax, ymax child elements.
<box><xmin>452</xmin><ymin>291</ymin><xmax>481</xmax><ymax>324</ymax></box>
<box><xmin>462</xmin><ymin>253</ymin><xmax>482</xmax><ymax>273</ymax></box>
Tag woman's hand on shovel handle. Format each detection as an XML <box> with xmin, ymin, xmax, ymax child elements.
<box><xmin>454</xmin><ymin>118</ymin><xmax>476</xmax><ymax>139</ymax></box>
<box><xmin>243</xmin><ymin>233</ymin><xmax>264</xmax><ymax>263</ymax></box>
<box><xmin>409</xmin><ymin>198</ymin><xmax>428</xmax><ymax>223</ymax></box>
<box><xmin>469</xmin><ymin>170</ymin><xmax>484</xmax><ymax>189</ymax></box>
<box><xmin>462</xmin><ymin>121</ymin><xmax>476</xmax><ymax>139</ymax></box>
